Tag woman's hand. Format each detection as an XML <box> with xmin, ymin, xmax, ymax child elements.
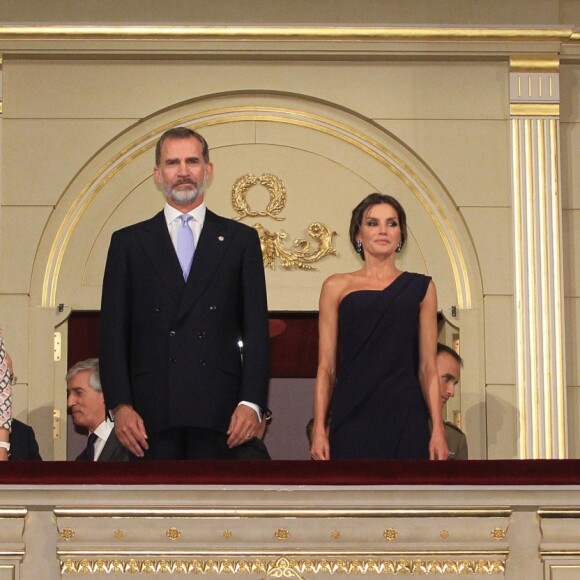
<box><xmin>429</xmin><ymin>428</ymin><xmax>449</xmax><ymax>460</ymax></box>
<box><xmin>310</xmin><ymin>426</ymin><xmax>330</xmax><ymax>460</ymax></box>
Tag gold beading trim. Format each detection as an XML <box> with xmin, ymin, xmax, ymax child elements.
<box><xmin>0</xmin><ymin>24</ymin><xmax>576</xmax><ymax>44</ymax></box>
<box><xmin>60</xmin><ymin>556</ymin><xmax>506</xmax><ymax>575</ymax></box>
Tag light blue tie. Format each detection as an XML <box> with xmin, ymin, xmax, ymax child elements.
<box><xmin>176</xmin><ymin>214</ymin><xmax>195</xmax><ymax>280</ymax></box>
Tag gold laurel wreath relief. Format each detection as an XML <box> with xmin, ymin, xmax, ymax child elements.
<box><xmin>231</xmin><ymin>173</ymin><xmax>337</xmax><ymax>270</ymax></box>
<box><xmin>232</xmin><ymin>173</ymin><xmax>287</xmax><ymax>221</ymax></box>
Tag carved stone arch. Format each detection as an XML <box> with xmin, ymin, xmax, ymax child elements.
<box><xmin>30</xmin><ymin>91</ymin><xmax>485</xmax><ymax>457</ymax></box>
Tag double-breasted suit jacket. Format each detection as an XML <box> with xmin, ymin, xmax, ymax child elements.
<box><xmin>99</xmin><ymin>209</ymin><xmax>270</xmax><ymax>436</ymax></box>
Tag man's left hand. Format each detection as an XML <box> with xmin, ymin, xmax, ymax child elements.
<box><xmin>227</xmin><ymin>405</ymin><xmax>260</xmax><ymax>448</ymax></box>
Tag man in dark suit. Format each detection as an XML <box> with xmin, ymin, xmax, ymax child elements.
<box><xmin>10</xmin><ymin>419</ymin><xmax>42</xmax><ymax>461</ymax></box>
<box><xmin>3</xmin><ymin>351</ymin><xmax>42</xmax><ymax>460</ymax></box>
<box><xmin>67</xmin><ymin>358</ymin><xmax>129</xmax><ymax>461</ymax></box>
<box><xmin>99</xmin><ymin>127</ymin><xmax>270</xmax><ymax>459</ymax></box>
<box><xmin>435</xmin><ymin>343</ymin><xmax>468</xmax><ymax>460</ymax></box>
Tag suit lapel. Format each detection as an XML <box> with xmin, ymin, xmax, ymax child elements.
<box><xmin>176</xmin><ymin>210</ymin><xmax>233</xmax><ymax>320</ymax></box>
<box><xmin>98</xmin><ymin>433</ymin><xmax>115</xmax><ymax>461</ymax></box>
<box><xmin>137</xmin><ymin>211</ymin><xmax>185</xmax><ymax>304</ymax></box>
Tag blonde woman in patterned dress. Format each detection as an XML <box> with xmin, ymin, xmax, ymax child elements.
<box><xmin>0</xmin><ymin>335</ymin><xmax>12</xmax><ymax>460</ymax></box>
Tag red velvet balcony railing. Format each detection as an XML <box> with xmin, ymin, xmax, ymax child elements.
<box><xmin>1</xmin><ymin>459</ymin><xmax>580</xmax><ymax>485</ymax></box>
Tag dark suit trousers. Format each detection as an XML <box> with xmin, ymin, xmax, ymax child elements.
<box><xmin>138</xmin><ymin>427</ymin><xmax>236</xmax><ymax>460</ymax></box>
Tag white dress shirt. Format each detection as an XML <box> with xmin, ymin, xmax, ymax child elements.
<box><xmin>91</xmin><ymin>418</ymin><xmax>115</xmax><ymax>461</ymax></box>
<box><xmin>164</xmin><ymin>202</ymin><xmax>205</xmax><ymax>251</ymax></box>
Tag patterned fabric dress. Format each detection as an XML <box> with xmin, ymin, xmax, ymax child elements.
<box><xmin>0</xmin><ymin>336</ymin><xmax>12</xmax><ymax>430</ymax></box>
<box><xmin>329</xmin><ymin>272</ymin><xmax>431</xmax><ymax>459</ymax></box>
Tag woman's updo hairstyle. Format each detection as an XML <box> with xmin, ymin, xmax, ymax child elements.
<box><xmin>349</xmin><ymin>193</ymin><xmax>407</xmax><ymax>261</ymax></box>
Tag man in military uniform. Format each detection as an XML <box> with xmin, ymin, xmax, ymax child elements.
<box><xmin>436</xmin><ymin>343</ymin><xmax>468</xmax><ymax>459</ymax></box>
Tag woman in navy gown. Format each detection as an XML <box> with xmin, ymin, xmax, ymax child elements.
<box><xmin>310</xmin><ymin>193</ymin><xmax>448</xmax><ymax>460</ymax></box>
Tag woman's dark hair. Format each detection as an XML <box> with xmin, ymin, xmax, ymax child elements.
<box><xmin>349</xmin><ymin>193</ymin><xmax>407</xmax><ymax>260</ymax></box>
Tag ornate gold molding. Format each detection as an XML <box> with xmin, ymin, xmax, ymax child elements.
<box><xmin>60</xmin><ymin>555</ymin><xmax>506</xmax><ymax>575</ymax></box>
<box><xmin>254</xmin><ymin>222</ymin><xmax>337</xmax><ymax>271</ymax></box>
<box><xmin>231</xmin><ymin>172</ymin><xmax>337</xmax><ymax>270</ymax></box>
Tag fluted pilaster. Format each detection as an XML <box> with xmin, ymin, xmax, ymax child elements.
<box><xmin>510</xmin><ymin>55</ymin><xmax>567</xmax><ymax>458</ymax></box>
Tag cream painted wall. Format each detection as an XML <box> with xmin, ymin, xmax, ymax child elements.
<box><xmin>560</xmin><ymin>63</ymin><xmax>580</xmax><ymax>458</ymax></box>
<box><xmin>0</xmin><ymin>0</ymin><xmax>578</xmax><ymax>460</ymax></box>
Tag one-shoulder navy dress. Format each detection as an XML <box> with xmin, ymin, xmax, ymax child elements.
<box><xmin>329</xmin><ymin>272</ymin><xmax>431</xmax><ymax>459</ymax></box>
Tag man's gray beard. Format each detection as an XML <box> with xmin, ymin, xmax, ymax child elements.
<box><xmin>164</xmin><ymin>180</ymin><xmax>207</xmax><ymax>206</ymax></box>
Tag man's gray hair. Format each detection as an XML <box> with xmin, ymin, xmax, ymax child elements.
<box><xmin>65</xmin><ymin>358</ymin><xmax>101</xmax><ymax>392</ymax></box>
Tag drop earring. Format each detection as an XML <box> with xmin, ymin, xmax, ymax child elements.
<box><xmin>395</xmin><ymin>241</ymin><xmax>402</xmax><ymax>253</ymax></box>
<box><xmin>355</xmin><ymin>240</ymin><xmax>363</xmax><ymax>254</ymax></box>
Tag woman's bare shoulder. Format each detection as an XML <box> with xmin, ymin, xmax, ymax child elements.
<box><xmin>321</xmin><ymin>272</ymin><xmax>361</xmax><ymax>304</ymax></box>
<box><xmin>322</xmin><ymin>271</ymin><xmax>359</xmax><ymax>290</ymax></box>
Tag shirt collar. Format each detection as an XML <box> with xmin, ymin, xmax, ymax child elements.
<box><xmin>92</xmin><ymin>418</ymin><xmax>114</xmax><ymax>441</ymax></box>
<box><xmin>164</xmin><ymin>202</ymin><xmax>206</xmax><ymax>226</ymax></box>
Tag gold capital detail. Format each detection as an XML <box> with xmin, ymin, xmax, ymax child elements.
<box><xmin>231</xmin><ymin>173</ymin><xmax>337</xmax><ymax>270</ymax></box>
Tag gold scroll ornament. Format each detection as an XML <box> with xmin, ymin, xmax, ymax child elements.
<box><xmin>232</xmin><ymin>173</ymin><xmax>337</xmax><ymax>270</ymax></box>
